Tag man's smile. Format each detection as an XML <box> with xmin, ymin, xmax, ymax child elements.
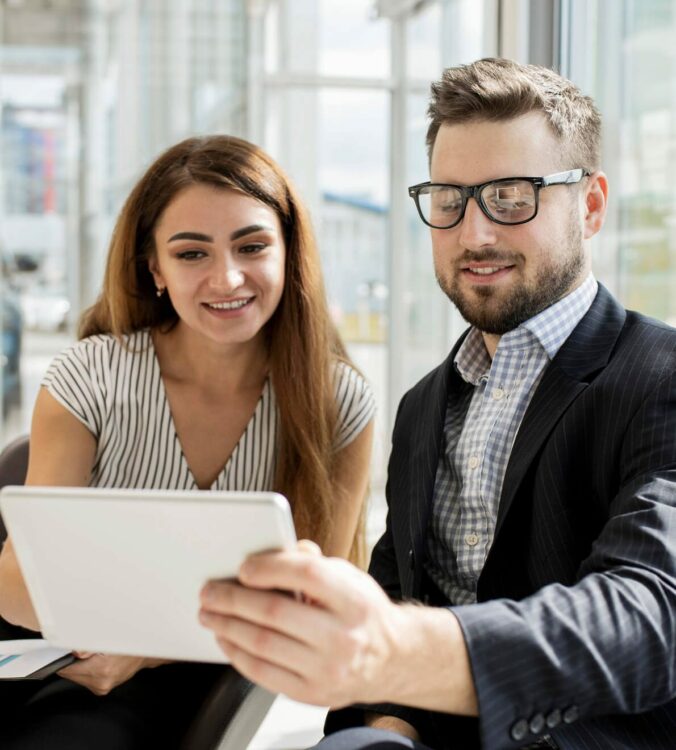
<box><xmin>459</xmin><ymin>261</ymin><xmax>516</xmax><ymax>283</ymax></box>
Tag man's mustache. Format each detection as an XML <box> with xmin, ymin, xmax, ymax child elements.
<box><xmin>456</xmin><ymin>249</ymin><xmax>524</xmax><ymax>266</ymax></box>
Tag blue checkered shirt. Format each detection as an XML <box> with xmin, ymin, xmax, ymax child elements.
<box><xmin>425</xmin><ymin>274</ymin><xmax>598</xmax><ymax>604</ymax></box>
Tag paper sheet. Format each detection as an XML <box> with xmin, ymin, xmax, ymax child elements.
<box><xmin>0</xmin><ymin>639</ymin><xmax>72</xmax><ymax>679</ymax></box>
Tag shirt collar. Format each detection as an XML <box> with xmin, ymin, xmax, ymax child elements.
<box><xmin>454</xmin><ymin>274</ymin><xmax>598</xmax><ymax>385</ymax></box>
<box><xmin>522</xmin><ymin>273</ymin><xmax>598</xmax><ymax>358</ymax></box>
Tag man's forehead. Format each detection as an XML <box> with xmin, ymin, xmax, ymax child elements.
<box><xmin>429</xmin><ymin>113</ymin><xmax>560</xmax><ymax>183</ymax></box>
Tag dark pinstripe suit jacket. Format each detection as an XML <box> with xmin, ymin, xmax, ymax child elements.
<box><xmin>326</xmin><ymin>285</ymin><xmax>676</xmax><ymax>750</ymax></box>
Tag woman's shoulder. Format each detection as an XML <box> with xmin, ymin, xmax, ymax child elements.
<box><xmin>59</xmin><ymin>329</ymin><xmax>151</xmax><ymax>361</ymax></box>
<box><xmin>331</xmin><ymin>359</ymin><xmax>376</xmax><ymax>450</ymax></box>
<box><xmin>332</xmin><ymin>359</ymin><xmax>373</xmax><ymax>396</ymax></box>
<box><xmin>331</xmin><ymin>360</ymin><xmax>376</xmax><ymax>413</ymax></box>
<box><xmin>45</xmin><ymin>329</ymin><xmax>152</xmax><ymax>383</ymax></box>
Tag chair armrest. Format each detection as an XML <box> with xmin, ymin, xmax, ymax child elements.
<box><xmin>180</xmin><ymin>665</ymin><xmax>276</xmax><ymax>750</ymax></box>
<box><xmin>0</xmin><ymin>434</ymin><xmax>30</xmax><ymax>542</ymax></box>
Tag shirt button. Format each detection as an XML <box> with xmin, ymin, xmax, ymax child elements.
<box><xmin>491</xmin><ymin>387</ymin><xmax>505</xmax><ymax>400</ymax></box>
<box><xmin>468</xmin><ymin>455</ymin><xmax>480</xmax><ymax>469</ymax></box>
<box><xmin>464</xmin><ymin>533</ymin><xmax>480</xmax><ymax>547</ymax></box>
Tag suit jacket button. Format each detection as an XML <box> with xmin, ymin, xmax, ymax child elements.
<box><xmin>528</xmin><ymin>712</ymin><xmax>545</xmax><ymax>734</ymax></box>
<box><xmin>510</xmin><ymin>718</ymin><xmax>529</xmax><ymax>742</ymax></box>
<box><xmin>562</xmin><ymin>705</ymin><xmax>579</xmax><ymax>724</ymax></box>
<box><xmin>408</xmin><ymin>548</ymin><xmax>415</xmax><ymax>569</ymax></box>
<box><xmin>545</xmin><ymin>709</ymin><xmax>562</xmax><ymax>728</ymax></box>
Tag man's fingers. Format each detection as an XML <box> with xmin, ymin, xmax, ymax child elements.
<box><xmin>235</xmin><ymin>550</ymin><xmax>384</xmax><ymax>618</ymax></box>
<box><xmin>296</xmin><ymin>539</ymin><xmax>322</xmax><ymax>555</ymax></box>
<box><xmin>199</xmin><ymin>609</ymin><xmax>323</xmax><ymax>677</ymax></box>
<box><xmin>215</xmin><ymin>636</ymin><xmax>326</xmax><ymax>706</ymax></box>
<box><xmin>199</xmin><ymin>580</ymin><xmax>337</xmax><ymax>647</ymax></box>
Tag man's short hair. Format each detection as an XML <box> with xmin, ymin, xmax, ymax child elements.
<box><xmin>426</xmin><ymin>57</ymin><xmax>602</xmax><ymax>171</ymax></box>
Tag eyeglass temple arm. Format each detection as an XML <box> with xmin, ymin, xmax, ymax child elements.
<box><xmin>542</xmin><ymin>168</ymin><xmax>589</xmax><ymax>186</ymax></box>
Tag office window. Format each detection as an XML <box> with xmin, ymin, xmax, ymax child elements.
<box><xmin>566</xmin><ymin>0</ymin><xmax>676</xmax><ymax>325</ymax></box>
<box><xmin>264</xmin><ymin>0</ymin><xmax>390</xmax><ymax>78</ymax></box>
<box><xmin>0</xmin><ymin>0</ymin><xmax>246</xmax><ymax>442</ymax></box>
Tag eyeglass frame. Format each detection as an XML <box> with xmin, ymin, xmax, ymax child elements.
<box><xmin>408</xmin><ymin>168</ymin><xmax>591</xmax><ymax>229</ymax></box>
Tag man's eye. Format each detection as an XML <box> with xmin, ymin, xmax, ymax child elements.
<box><xmin>492</xmin><ymin>198</ymin><xmax>533</xmax><ymax>214</ymax></box>
<box><xmin>176</xmin><ymin>249</ymin><xmax>206</xmax><ymax>260</ymax></box>
<box><xmin>440</xmin><ymin>201</ymin><xmax>462</xmax><ymax>213</ymax></box>
<box><xmin>431</xmin><ymin>194</ymin><xmax>462</xmax><ymax>213</ymax></box>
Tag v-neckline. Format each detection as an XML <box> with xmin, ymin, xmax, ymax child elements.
<box><xmin>146</xmin><ymin>330</ymin><xmax>270</xmax><ymax>490</ymax></box>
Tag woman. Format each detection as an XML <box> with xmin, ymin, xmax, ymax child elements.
<box><xmin>0</xmin><ymin>135</ymin><xmax>375</xmax><ymax>748</ymax></box>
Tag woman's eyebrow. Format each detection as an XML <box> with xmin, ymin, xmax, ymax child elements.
<box><xmin>230</xmin><ymin>223</ymin><xmax>275</xmax><ymax>241</ymax></box>
<box><xmin>167</xmin><ymin>224</ymin><xmax>275</xmax><ymax>243</ymax></box>
<box><xmin>168</xmin><ymin>231</ymin><xmax>213</xmax><ymax>242</ymax></box>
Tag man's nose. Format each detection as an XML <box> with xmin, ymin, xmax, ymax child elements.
<box><xmin>457</xmin><ymin>198</ymin><xmax>499</xmax><ymax>250</ymax></box>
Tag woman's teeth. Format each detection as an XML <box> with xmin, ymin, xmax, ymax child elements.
<box><xmin>207</xmin><ymin>299</ymin><xmax>250</xmax><ymax>310</ymax></box>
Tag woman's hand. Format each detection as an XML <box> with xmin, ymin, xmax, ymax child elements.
<box><xmin>57</xmin><ymin>653</ymin><xmax>164</xmax><ymax>696</ymax></box>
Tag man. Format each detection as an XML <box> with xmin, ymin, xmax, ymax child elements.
<box><xmin>199</xmin><ymin>58</ymin><xmax>676</xmax><ymax>750</ymax></box>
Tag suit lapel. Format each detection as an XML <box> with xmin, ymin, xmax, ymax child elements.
<box><xmin>494</xmin><ymin>285</ymin><xmax>627</xmax><ymax>537</ymax></box>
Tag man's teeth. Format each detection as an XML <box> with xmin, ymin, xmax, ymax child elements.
<box><xmin>207</xmin><ymin>299</ymin><xmax>250</xmax><ymax>310</ymax></box>
<box><xmin>469</xmin><ymin>266</ymin><xmax>504</xmax><ymax>275</ymax></box>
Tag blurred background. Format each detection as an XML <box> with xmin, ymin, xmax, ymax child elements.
<box><xmin>1</xmin><ymin>0</ymin><xmax>675</xmax><ymax>510</ymax></box>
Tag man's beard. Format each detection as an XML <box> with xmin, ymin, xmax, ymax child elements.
<box><xmin>436</xmin><ymin>224</ymin><xmax>586</xmax><ymax>335</ymax></box>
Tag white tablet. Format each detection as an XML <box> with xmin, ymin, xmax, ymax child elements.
<box><xmin>0</xmin><ymin>486</ymin><xmax>296</xmax><ymax>663</ymax></box>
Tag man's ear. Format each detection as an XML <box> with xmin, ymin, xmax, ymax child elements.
<box><xmin>583</xmin><ymin>171</ymin><xmax>608</xmax><ymax>240</ymax></box>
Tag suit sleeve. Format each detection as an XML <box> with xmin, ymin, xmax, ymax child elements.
<box><xmin>452</xmin><ymin>370</ymin><xmax>676</xmax><ymax>749</ymax></box>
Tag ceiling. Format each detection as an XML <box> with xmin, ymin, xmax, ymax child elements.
<box><xmin>1</xmin><ymin>0</ymin><xmax>89</xmax><ymax>48</ymax></box>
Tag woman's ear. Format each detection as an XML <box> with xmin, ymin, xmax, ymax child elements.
<box><xmin>148</xmin><ymin>256</ymin><xmax>165</xmax><ymax>291</ymax></box>
<box><xmin>583</xmin><ymin>171</ymin><xmax>608</xmax><ymax>240</ymax></box>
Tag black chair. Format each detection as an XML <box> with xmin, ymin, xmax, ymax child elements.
<box><xmin>0</xmin><ymin>435</ymin><xmax>276</xmax><ymax>750</ymax></box>
<box><xmin>0</xmin><ymin>434</ymin><xmax>29</xmax><ymax>541</ymax></box>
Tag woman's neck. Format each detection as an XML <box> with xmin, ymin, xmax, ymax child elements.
<box><xmin>151</xmin><ymin>323</ymin><xmax>269</xmax><ymax>395</ymax></box>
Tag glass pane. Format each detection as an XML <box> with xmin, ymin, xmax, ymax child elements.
<box><xmin>582</xmin><ymin>0</ymin><xmax>676</xmax><ymax>325</ymax></box>
<box><xmin>404</xmin><ymin>92</ymin><xmax>452</xmax><ymax>386</ymax></box>
<box><xmin>264</xmin><ymin>87</ymin><xmax>390</xmax><ymax>487</ymax></box>
<box><xmin>0</xmin><ymin>0</ymin><xmax>248</xmax><ymax>444</ymax></box>
<box><xmin>0</xmin><ymin>68</ymin><xmax>74</xmax><ymax>440</ymax></box>
<box><xmin>266</xmin><ymin>0</ymin><xmax>390</xmax><ymax>78</ymax></box>
<box><xmin>407</xmin><ymin>2</ymin><xmax>442</xmax><ymax>80</ymax></box>
<box><xmin>440</xmin><ymin>0</ymin><xmax>493</xmax><ymax>67</ymax></box>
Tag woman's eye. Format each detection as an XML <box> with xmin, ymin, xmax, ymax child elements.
<box><xmin>176</xmin><ymin>249</ymin><xmax>206</xmax><ymax>260</ymax></box>
<box><xmin>239</xmin><ymin>243</ymin><xmax>267</xmax><ymax>255</ymax></box>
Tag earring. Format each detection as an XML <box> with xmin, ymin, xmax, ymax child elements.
<box><xmin>156</xmin><ymin>286</ymin><xmax>165</xmax><ymax>298</ymax></box>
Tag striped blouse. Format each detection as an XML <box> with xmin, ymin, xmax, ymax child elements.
<box><xmin>42</xmin><ymin>329</ymin><xmax>375</xmax><ymax>491</ymax></box>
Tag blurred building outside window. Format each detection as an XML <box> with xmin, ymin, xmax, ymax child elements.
<box><xmin>0</xmin><ymin>0</ymin><xmax>247</xmax><ymax>443</ymax></box>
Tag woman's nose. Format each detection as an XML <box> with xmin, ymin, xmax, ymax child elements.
<box><xmin>210</xmin><ymin>257</ymin><xmax>245</xmax><ymax>292</ymax></box>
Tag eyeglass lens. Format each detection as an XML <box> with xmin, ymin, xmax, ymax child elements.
<box><xmin>417</xmin><ymin>179</ymin><xmax>538</xmax><ymax>227</ymax></box>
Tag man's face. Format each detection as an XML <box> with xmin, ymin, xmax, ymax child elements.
<box><xmin>429</xmin><ymin>112</ymin><xmax>591</xmax><ymax>335</ymax></box>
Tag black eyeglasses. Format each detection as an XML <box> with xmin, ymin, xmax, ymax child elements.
<box><xmin>408</xmin><ymin>168</ymin><xmax>590</xmax><ymax>229</ymax></box>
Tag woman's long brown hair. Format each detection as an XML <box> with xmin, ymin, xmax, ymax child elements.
<box><xmin>79</xmin><ymin>135</ymin><xmax>364</xmax><ymax>561</ymax></box>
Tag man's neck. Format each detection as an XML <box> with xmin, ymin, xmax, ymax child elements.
<box><xmin>481</xmin><ymin>332</ymin><xmax>500</xmax><ymax>360</ymax></box>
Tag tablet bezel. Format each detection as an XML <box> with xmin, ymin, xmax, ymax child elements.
<box><xmin>0</xmin><ymin>486</ymin><xmax>296</xmax><ymax>663</ymax></box>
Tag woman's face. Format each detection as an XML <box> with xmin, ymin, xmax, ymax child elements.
<box><xmin>149</xmin><ymin>183</ymin><xmax>286</xmax><ymax>349</ymax></box>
